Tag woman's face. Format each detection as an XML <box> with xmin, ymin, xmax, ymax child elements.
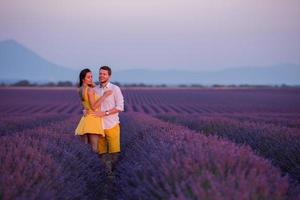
<box><xmin>83</xmin><ymin>72</ymin><xmax>93</xmax><ymax>85</ymax></box>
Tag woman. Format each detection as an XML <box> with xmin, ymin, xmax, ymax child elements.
<box><xmin>75</xmin><ymin>68</ymin><xmax>112</xmax><ymax>152</ymax></box>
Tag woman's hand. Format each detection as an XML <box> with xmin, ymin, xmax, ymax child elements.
<box><xmin>91</xmin><ymin>82</ymin><xmax>96</xmax><ymax>87</ymax></box>
<box><xmin>90</xmin><ymin>111</ymin><xmax>105</xmax><ymax>117</ymax></box>
<box><xmin>103</xmin><ymin>90</ymin><xmax>113</xmax><ymax>98</ymax></box>
<box><xmin>83</xmin><ymin>109</ymin><xmax>87</xmax><ymax>116</ymax></box>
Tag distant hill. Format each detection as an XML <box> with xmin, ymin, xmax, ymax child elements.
<box><xmin>0</xmin><ymin>39</ymin><xmax>78</xmax><ymax>83</ymax></box>
<box><xmin>113</xmin><ymin>65</ymin><xmax>300</xmax><ymax>85</ymax></box>
<box><xmin>0</xmin><ymin>39</ymin><xmax>299</xmax><ymax>85</ymax></box>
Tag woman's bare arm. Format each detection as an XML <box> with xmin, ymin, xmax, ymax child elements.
<box><xmin>87</xmin><ymin>88</ymin><xmax>112</xmax><ymax>111</ymax></box>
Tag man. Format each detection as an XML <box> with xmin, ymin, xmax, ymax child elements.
<box><xmin>94</xmin><ymin>66</ymin><xmax>124</xmax><ymax>171</ymax></box>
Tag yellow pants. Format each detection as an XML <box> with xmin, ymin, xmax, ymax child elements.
<box><xmin>98</xmin><ymin>124</ymin><xmax>120</xmax><ymax>154</ymax></box>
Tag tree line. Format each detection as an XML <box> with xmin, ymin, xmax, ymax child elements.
<box><xmin>0</xmin><ymin>80</ymin><xmax>299</xmax><ymax>88</ymax></box>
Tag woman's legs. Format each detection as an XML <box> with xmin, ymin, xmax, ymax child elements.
<box><xmin>79</xmin><ymin>134</ymin><xmax>100</xmax><ymax>153</ymax></box>
<box><xmin>88</xmin><ymin>134</ymin><xmax>99</xmax><ymax>152</ymax></box>
<box><xmin>79</xmin><ymin>134</ymin><xmax>88</xmax><ymax>144</ymax></box>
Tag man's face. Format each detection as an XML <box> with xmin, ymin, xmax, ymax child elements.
<box><xmin>99</xmin><ymin>69</ymin><xmax>110</xmax><ymax>84</ymax></box>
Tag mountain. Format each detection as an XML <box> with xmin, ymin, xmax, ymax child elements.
<box><xmin>0</xmin><ymin>39</ymin><xmax>78</xmax><ymax>83</ymax></box>
<box><xmin>0</xmin><ymin>39</ymin><xmax>299</xmax><ymax>85</ymax></box>
<box><xmin>113</xmin><ymin>64</ymin><xmax>300</xmax><ymax>85</ymax></box>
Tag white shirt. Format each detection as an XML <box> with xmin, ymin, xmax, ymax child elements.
<box><xmin>94</xmin><ymin>82</ymin><xmax>124</xmax><ymax>129</ymax></box>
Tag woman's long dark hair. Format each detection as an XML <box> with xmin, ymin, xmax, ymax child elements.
<box><xmin>78</xmin><ymin>68</ymin><xmax>91</xmax><ymax>101</ymax></box>
<box><xmin>78</xmin><ymin>68</ymin><xmax>91</xmax><ymax>88</ymax></box>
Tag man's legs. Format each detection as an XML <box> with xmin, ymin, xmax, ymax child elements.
<box><xmin>98</xmin><ymin>135</ymin><xmax>108</xmax><ymax>154</ymax></box>
<box><xmin>102</xmin><ymin>153</ymin><xmax>119</xmax><ymax>175</ymax></box>
<box><xmin>100</xmin><ymin>124</ymin><xmax>120</xmax><ymax>173</ymax></box>
<box><xmin>110</xmin><ymin>153</ymin><xmax>120</xmax><ymax>171</ymax></box>
<box><xmin>106</xmin><ymin>124</ymin><xmax>121</xmax><ymax>154</ymax></box>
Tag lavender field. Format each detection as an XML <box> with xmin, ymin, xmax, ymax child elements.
<box><xmin>1</xmin><ymin>87</ymin><xmax>300</xmax><ymax>200</ymax></box>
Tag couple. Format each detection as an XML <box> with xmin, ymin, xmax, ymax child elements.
<box><xmin>75</xmin><ymin>66</ymin><xmax>124</xmax><ymax>171</ymax></box>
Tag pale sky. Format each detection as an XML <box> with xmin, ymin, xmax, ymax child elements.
<box><xmin>0</xmin><ymin>0</ymin><xmax>299</xmax><ymax>71</ymax></box>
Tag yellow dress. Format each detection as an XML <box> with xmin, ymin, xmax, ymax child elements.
<box><xmin>75</xmin><ymin>87</ymin><xmax>104</xmax><ymax>136</ymax></box>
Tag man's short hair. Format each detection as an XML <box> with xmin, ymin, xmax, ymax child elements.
<box><xmin>100</xmin><ymin>66</ymin><xmax>112</xmax><ymax>76</ymax></box>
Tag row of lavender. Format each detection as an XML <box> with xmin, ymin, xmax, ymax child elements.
<box><xmin>114</xmin><ymin>113</ymin><xmax>290</xmax><ymax>200</ymax></box>
<box><xmin>0</xmin><ymin>114</ymin><xmax>108</xmax><ymax>200</ymax></box>
<box><xmin>123</xmin><ymin>88</ymin><xmax>300</xmax><ymax>114</ymax></box>
<box><xmin>1</xmin><ymin>112</ymin><xmax>296</xmax><ymax>199</ymax></box>
<box><xmin>3</xmin><ymin>102</ymin><xmax>276</xmax><ymax>115</ymax></box>
<box><xmin>0</xmin><ymin>114</ymin><xmax>68</xmax><ymax>135</ymax></box>
<box><xmin>1</xmin><ymin>88</ymin><xmax>300</xmax><ymax>115</ymax></box>
<box><xmin>157</xmin><ymin>113</ymin><xmax>300</xmax><ymax>184</ymax></box>
<box><xmin>1</xmin><ymin>88</ymin><xmax>300</xmax><ymax>199</ymax></box>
